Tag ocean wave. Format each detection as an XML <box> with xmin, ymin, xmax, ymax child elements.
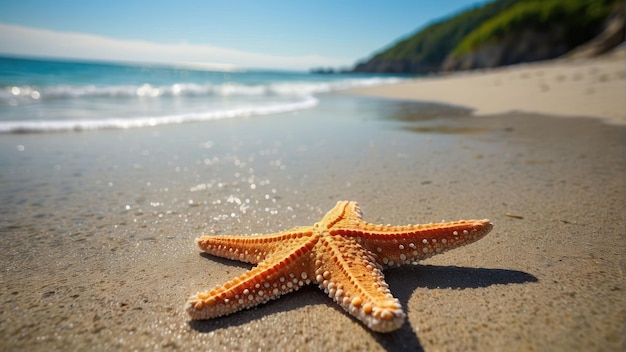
<box><xmin>0</xmin><ymin>96</ymin><xmax>318</xmax><ymax>133</ymax></box>
<box><xmin>0</xmin><ymin>77</ymin><xmax>403</xmax><ymax>101</ymax></box>
<box><xmin>0</xmin><ymin>75</ymin><xmax>404</xmax><ymax>133</ymax></box>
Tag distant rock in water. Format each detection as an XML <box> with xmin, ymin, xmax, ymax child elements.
<box><xmin>352</xmin><ymin>60</ymin><xmax>439</xmax><ymax>74</ymax></box>
<box><xmin>310</xmin><ymin>67</ymin><xmax>336</xmax><ymax>74</ymax></box>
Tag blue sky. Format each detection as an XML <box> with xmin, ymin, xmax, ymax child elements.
<box><xmin>0</xmin><ymin>0</ymin><xmax>489</xmax><ymax>70</ymax></box>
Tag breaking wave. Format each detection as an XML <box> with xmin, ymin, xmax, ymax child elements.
<box><xmin>0</xmin><ymin>77</ymin><xmax>403</xmax><ymax>133</ymax></box>
<box><xmin>0</xmin><ymin>96</ymin><xmax>318</xmax><ymax>133</ymax></box>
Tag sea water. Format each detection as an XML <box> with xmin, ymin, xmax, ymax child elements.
<box><xmin>0</xmin><ymin>56</ymin><xmax>405</xmax><ymax>133</ymax></box>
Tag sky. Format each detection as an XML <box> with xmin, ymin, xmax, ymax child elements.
<box><xmin>0</xmin><ymin>0</ymin><xmax>489</xmax><ymax>71</ymax></box>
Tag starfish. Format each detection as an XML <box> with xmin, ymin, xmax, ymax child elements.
<box><xmin>186</xmin><ymin>201</ymin><xmax>492</xmax><ymax>332</ymax></box>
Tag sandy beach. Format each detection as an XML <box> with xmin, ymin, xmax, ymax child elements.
<box><xmin>1</xmin><ymin>56</ymin><xmax>625</xmax><ymax>351</ymax></box>
<box><xmin>349</xmin><ymin>47</ymin><xmax>626</xmax><ymax>125</ymax></box>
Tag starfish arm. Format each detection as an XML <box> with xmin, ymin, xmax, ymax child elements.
<box><xmin>313</xmin><ymin>236</ymin><xmax>406</xmax><ymax>332</ymax></box>
<box><xmin>196</xmin><ymin>226</ymin><xmax>313</xmax><ymax>264</ymax></box>
<box><xmin>333</xmin><ymin>219</ymin><xmax>493</xmax><ymax>268</ymax></box>
<box><xmin>187</xmin><ymin>235</ymin><xmax>318</xmax><ymax>320</ymax></box>
<box><xmin>315</xmin><ymin>201</ymin><xmax>364</xmax><ymax>229</ymax></box>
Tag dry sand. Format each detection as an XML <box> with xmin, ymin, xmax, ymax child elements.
<box><xmin>349</xmin><ymin>47</ymin><xmax>626</xmax><ymax>125</ymax></box>
<box><xmin>1</xmin><ymin>90</ymin><xmax>624</xmax><ymax>350</ymax></box>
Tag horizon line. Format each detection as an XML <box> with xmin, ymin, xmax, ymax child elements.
<box><xmin>0</xmin><ymin>22</ymin><xmax>354</xmax><ymax>72</ymax></box>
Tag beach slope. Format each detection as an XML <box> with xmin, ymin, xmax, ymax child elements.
<box><xmin>349</xmin><ymin>48</ymin><xmax>626</xmax><ymax>125</ymax></box>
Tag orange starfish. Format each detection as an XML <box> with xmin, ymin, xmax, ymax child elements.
<box><xmin>186</xmin><ymin>201</ymin><xmax>492</xmax><ymax>332</ymax></box>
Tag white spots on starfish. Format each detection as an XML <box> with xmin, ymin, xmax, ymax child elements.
<box><xmin>188</xmin><ymin>261</ymin><xmax>317</xmax><ymax>320</ymax></box>
<box><xmin>310</xmin><ymin>252</ymin><xmax>405</xmax><ymax>331</ymax></box>
<box><xmin>359</xmin><ymin>222</ymin><xmax>495</xmax><ymax>268</ymax></box>
<box><xmin>363</xmin><ymin>302</ymin><xmax>373</xmax><ymax>314</ymax></box>
<box><xmin>318</xmin><ymin>275</ymin><xmax>403</xmax><ymax>331</ymax></box>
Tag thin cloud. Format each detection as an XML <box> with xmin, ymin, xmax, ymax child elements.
<box><xmin>0</xmin><ymin>23</ymin><xmax>350</xmax><ymax>71</ymax></box>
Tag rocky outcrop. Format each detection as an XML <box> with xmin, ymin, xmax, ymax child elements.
<box><xmin>441</xmin><ymin>26</ymin><xmax>571</xmax><ymax>71</ymax></box>
<box><xmin>566</xmin><ymin>4</ymin><xmax>625</xmax><ymax>58</ymax></box>
<box><xmin>352</xmin><ymin>60</ymin><xmax>439</xmax><ymax>74</ymax></box>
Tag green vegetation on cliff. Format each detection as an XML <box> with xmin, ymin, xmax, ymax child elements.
<box><xmin>371</xmin><ymin>0</ymin><xmax>518</xmax><ymax>67</ymax></box>
<box><xmin>452</xmin><ymin>0</ymin><xmax>618</xmax><ymax>56</ymax></box>
<box><xmin>354</xmin><ymin>0</ymin><xmax>622</xmax><ymax>73</ymax></box>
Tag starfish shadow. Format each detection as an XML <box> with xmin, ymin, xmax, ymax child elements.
<box><xmin>387</xmin><ymin>264</ymin><xmax>538</xmax><ymax>291</ymax></box>
<box><xmin>189</xmin><ymin>253</ymin><xmax>536</xmax><ymax>352</ymax></box>
<box><xmin>371</xmin><ymin>265</ymin><xmax>537</xmax><ymax>352</ymax></box>
<box><xmin>198</xmin><ymin>252</ymin><xmax>254</xmax><ymax>269</ymax></box>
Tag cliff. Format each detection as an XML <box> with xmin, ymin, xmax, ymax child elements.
<box><xmin>442</xmin><ymin>0</ymin><xmax>624</xmax><ymax>71</ymax></box>
<box><xmin>352</xmin><ymin>0</ymin><xmax>519</xmax><ymax>74</ymax></box>
<box><xmin>352</xmin><ymin>0</ymin><xmax>623</xmax><ymax>74</ymax></box>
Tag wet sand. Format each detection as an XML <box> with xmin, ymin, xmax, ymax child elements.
<box><xmin>0</xmin><ymin>95</ymin><xmax>624</xmax><ymax>351</ymax></box>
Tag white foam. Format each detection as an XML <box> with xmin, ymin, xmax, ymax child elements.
<box><xmin>0</xmin><ymin>76</ymin><xmax>404</xmax><ymax>133</ymax></box>
<box><xmin>1</xmin><ymin>77</ymin><xmax>403</xmax><ymax>101</ymax></box>
<box><xmin>0</xmin><ymin>96</ymin><xmax>318</xmax><ymax>133</ymax></box>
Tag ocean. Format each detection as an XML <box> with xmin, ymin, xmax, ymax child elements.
<box><xmin>0</xmin><ymin>56</ymin><xmax>405</xmax><ymax>133</ymax></box>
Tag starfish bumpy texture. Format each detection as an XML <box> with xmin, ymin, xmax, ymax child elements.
<box><xmin>186</xmin><ymin>201</ymin><xmax>492</xmax><ymax>332</ymax></box>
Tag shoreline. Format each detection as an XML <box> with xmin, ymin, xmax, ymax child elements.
<box><xmin>348</xmin><ymin>47</ymin><xmax>626</xmax><ymax>125</ymax></box>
